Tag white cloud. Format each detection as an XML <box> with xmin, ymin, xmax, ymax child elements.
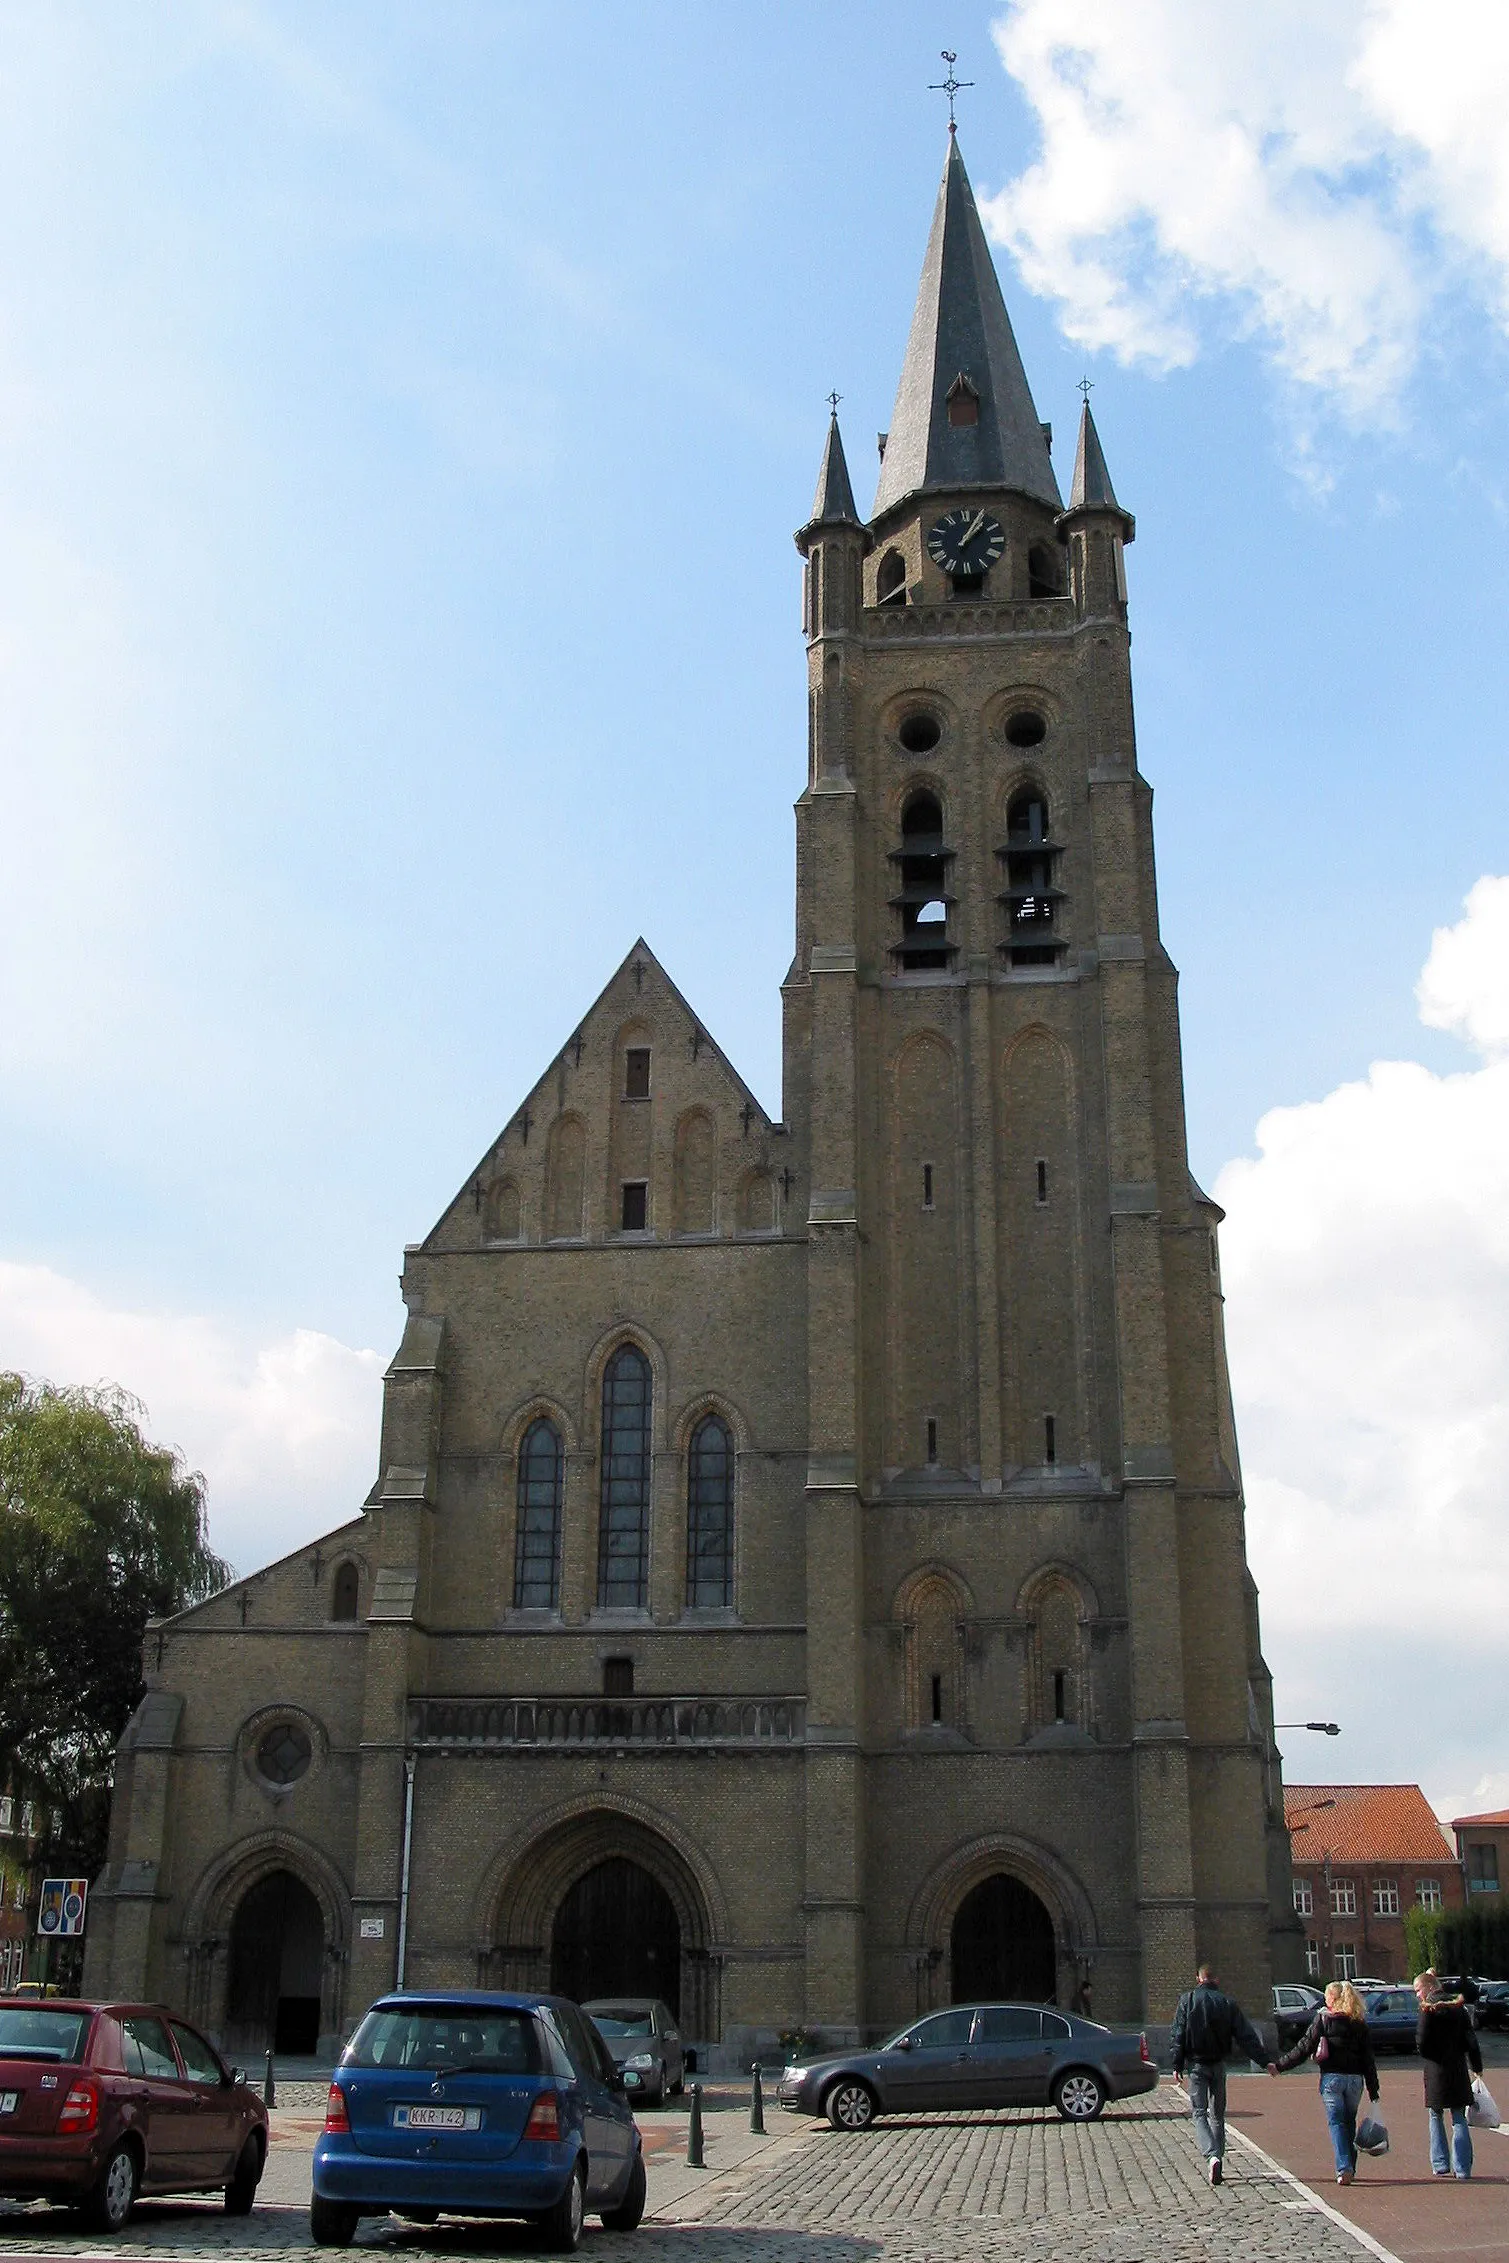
<box><xmin>1217</xmin><ymin>875</ymin><xmax>1509</xmax><ymax>1807</ymax></box>
<box><xmin>985</xmin><ymin>0</ymin><xmax>1509</xmax><ymax>412</ymax></box>
<box><xmin>0</xmin><ymin>1262</ymin><xmax>383</xmax><ymax>1579</ymax></box>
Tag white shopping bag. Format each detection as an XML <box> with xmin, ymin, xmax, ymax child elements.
<box><xmin>1467</xmin><ymin>2075</ymin><xmax>1500</xmax><ymax>2130</ymax></box>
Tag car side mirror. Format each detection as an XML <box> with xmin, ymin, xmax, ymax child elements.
<box><xmin>608</xmin><ymin>2065</ymin><xmax>626</xmax><ymax>2093</ymax></box>
<box><xmin>893</xmin><ymin>2035</ymin><xmax>914</xmax><ymax>2052</ymax></box>
<box><xmin>232</xmin><ymin>2067</ymin><xmax>246</xmax><ymax>2087</ymax></box>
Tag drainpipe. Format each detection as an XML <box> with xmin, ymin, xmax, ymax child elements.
<box><xmin>395</xmin><ymin>1754</ymin><xmax>417</xmax><ymax>1989</ymax></box>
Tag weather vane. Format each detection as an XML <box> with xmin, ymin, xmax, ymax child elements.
<box><xmin>930</xmin><ymin>51</ymin><xmax>973</xmax><ymax>131</ymax></box>
<box><xmin>827</xmin><ymin>390</ymin><xmax>843</xmax><ymax>416</ymax></box>
<box><xmin>1078</xmin><ymin>374</ymin><xmax>1094</xmax><ymax>404</ymax></box>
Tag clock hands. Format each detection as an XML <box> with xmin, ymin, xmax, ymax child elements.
<box><xmin>959</xmin><ymin>509</ymin><xmax>988</xmax><ymax>549</ymax></box>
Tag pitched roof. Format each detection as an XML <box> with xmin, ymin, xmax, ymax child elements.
<box><xmin>1069</xmin><ymin>398</ymin><xmax>1122</xmax><ymax>512</ymax></box>
<box><xmin>1284</xmin><ymin>1784</ymin><xmax>1458</xmax><ymax>1866</ymax></box>
<box><xmin>806</xmin><ymin>412</ymin><xmax>860</xmax><ymax>528</ymax></box>
<box><xmin>872</xmin><ymin>135</ymin><xmax>1060</xmax><ymax>519</ymax></box>
<box><xmin>1451</xmin><ymin>1809</ymin><xmax>1509</xmax><ymax>1830</ymax></box>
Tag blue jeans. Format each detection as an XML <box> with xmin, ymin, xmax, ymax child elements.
<box><xmin>1321</xmin><ymin>2072</ymin><xmax>1365</xmax><ymax>2175</ymax></box>
<box><xmin>1187</xmin><ymin>2061</ymin><xmax>1226</xmax><ymax>2160</ymax></box>
<box><xmin>1428</xmin><ymin>2107</ymin><xmax>1473</xmax><ymax>2178</ymax></box>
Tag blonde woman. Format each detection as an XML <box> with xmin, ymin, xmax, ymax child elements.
<box><xmin>1276</xmin><ymin>1980</ymin><xmax>1381</xmax><ymax>2184</ymax></box>
<box><xmin>1414</xmin><ymin>1970</ymin><xmax>1482</xmax><ymax>2178</ymax></box>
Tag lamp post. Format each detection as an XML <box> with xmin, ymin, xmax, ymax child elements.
<box><xmin>1276</xmin><ymin>1722</ymin><xmax>1340</xmax><ymax>1737</ymax></box>
<box><xmin>1291</xmin><ymin>1798</ymin><xmax>1337</xmax><ymax>1979</ymax></box>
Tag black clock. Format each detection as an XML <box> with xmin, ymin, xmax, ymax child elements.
<box><xmin>926</xmin><ymin>507</ymin><xmax>1005</xmax><ymax>579</ymax></box>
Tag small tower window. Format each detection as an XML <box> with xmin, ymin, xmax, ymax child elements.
<box><xmin>624</xmin><ymin>1048</ymin><xmax>651</xmax><ymax>1099</ymax></box>
<box><xmin>1044</xmin><ymin>1413</ymin><xmax>1057</xmax><ymax>1465</ymax></box>
<box><xmin>946</xmin><ymin>373</ymin><xmax>980</xmax><ymax>428</ymax></box>
<box><xmin>922</xmin><ymin>1162</ymin><xmax>935</xmax><ymax>1210</ymax></box>
<box><xmin>876</xmin><ymin>549</ymin><xmax>908</xmax><ymax>608</ymax></box>
<box><xmin>331</xmin><ymin>1562</ymin><xmax>360</xmax><ymax>1621</ymax></box>
<box><xmin>1036</xmin><ymin>1158</ymin><xmax>1048</xmax><ymax>1205</ymax></box>
<box><xmin>1028</xmin><ymin>542</ymin><xmax>1067</xmax><ymax>598</ymax></box>
<box><xmin>999</xmin><ymin>786</ymin><xmax>1067</xmax><ymax>968</ymax></box>
<box><xmin>890</xmin><ymin>790</ymin><xmax>956</xmax><ymax>972</ymax></box>
<box><xmin>926</xmin><ymin>1417</ymin><xmax>938</xmax><ymax>1465</ymax></box>
<box><xmin>1053</xmin><ymin>1669</ymin><xmax>1067</xmax><ymax>1723</ymax></box>
<box><xmin>621</xmin><ymin>1181</ymin><xmax>648</xmax><ymax>1232</ymax></box>
<box><xmin>931</xmin><ymin>1672</ymin><xmax>944</xmax><ymax>1722</ymax></box>
<box><xmin>602</xmin><ymin>1656</ymin><xmax>634</xmax><ymax>1698</ymax></box>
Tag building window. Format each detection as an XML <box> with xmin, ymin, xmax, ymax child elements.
<box><xmin>998</xmin><ymin>787</ymin><xmax>1066</xmax><ymax>968</ymax></box>
<box><xmin>922</xmin><ymin>1162</ymin><xmax>935</xmax><ymax>1210</ymax></box>
<box><xmin>331</xmin><ymin>1561</ymin><xmax>360</xmax><ymax>1621</ymax></box>
<box><xmin>1468</xmin><ymin>1844</ymin><xmax>1500</xmax><ymax>1892</ymax></box>
<box><xmin>1044</xmin><ymin>1413</ymin><xmax>1057</xmax><ymax>1465</ymax></box>
<box><xmin>930</xmin><ymin>1671</ymin><xmax>943</xmax><ymax>1722</ymax></box>
<box><xmin>1329</xmin><ymin>1878</ymin><xmax>1357</xmax><ymax>1917</ymax></box>
<box><xmin>1416</xmin><ymin>1877</ymin><xmax>1443</xmax><ymax>1911</ymax></box>
<box><xmin>602</xmin><ymin>1656</ymin><xmax>634</xmax><ymax>1698</ymax></box>
<box><xmin>1036</xmin><ymin>1158</ymin><xmax>1048</xmax><ymax>1205</ymax></box>
<box><xmin>514</xmin><ymin>1418</ymin><xmax>564</xmax><ymax>1611</ymax></box>
<box><xmin>876</xmin><ymin>549</ymin><xmax>907</xmax><ymax>607</ymax></box>
<box><xmin>0</xmin><ymin>1797</ymin><xmax>12</xmax><ymax>1832</ymax></box>
<box><xmin>945</xmin><ymin>374</ymin><xmax>979</xmax><ymax>428</ymax></box>
<box><xmin>1304</xmin><ymin>1939</ymin><xmax>1321</xmax><ymax>1978</ymax></box>
<box><xmin>598</xmin><ymin>1345</ymin><xmax>652</xmax><ymax>1610</ymax></box>
<box><xmin>19</xmin><ymin>1804</ymin><xmax>33</xmax><ymax>1839</ymax></box>
<box><xmin>1334</xmin><ymin>1943</ymin><xmax>1357</xmax><ymax>1981</ymax></box>
<box><xmin>1372</xmin><ymin>1880</ymin><xmax>1400</xmax><ymax>1918</ymax></box>
<box><xmin>1293</xmin><ymin>1880</ymin><xmax>1313</xmax><ymax>1917</ymax></box>
<box><xmin>925</xmin><ymin>1417</ymin><xmax>938</xmax><ymax>1464</ymax></box>
<box><xmin>621</xmin><ymin>1181</ymin><xmax>648</xmax><ymax>1232</ymax></box>
<box><xmin>1027</xmin><ymin>540</ymin><xmax>1067</xmax><ymax>598</ymax></box>
<box><xmin>256</xmin><ymin>1721</ymin><xmax>312</xmax><ymax>1788</ymax></box>
<box><xmin>890</xmin><ymin>790</ymin><xmax>956</xmax><ymax>971</ymax></box>
<box><xmin>624</xmin><ymin>1048</ymin><xmax>651</xmax><ymax>1099</ymax></box>
<box><xmin>686</xmin><ymin>1413</ymin><xmax>734</xmax><ymax>1609</ymax></box>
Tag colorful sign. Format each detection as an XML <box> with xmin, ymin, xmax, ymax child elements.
<box><xmin>36</xmin><ymin>1879</ymin><xmax>88</xmax><ymax>1938</ymax></box>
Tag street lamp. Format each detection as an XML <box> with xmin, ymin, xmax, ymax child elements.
<box><xmin>1276</xmin><ymin>1722</ymin><xmax>1341</xmax><ymax>1736</ymax></box>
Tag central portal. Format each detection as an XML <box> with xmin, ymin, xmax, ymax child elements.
<box><xmin>950</xmin><ymin>1873</ymin><xmax>1057</xmax><ymax>2004</ymax></box>
<box><xmin>550</xmin><ymin>1856</ymin><xmax>681</xmax><ymax>2015</ymax></box>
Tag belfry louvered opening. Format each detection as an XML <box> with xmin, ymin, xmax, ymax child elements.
<box><xmin>889</xmin><ymin>790</ymin><xmax>956</xmax><ymax>971</ymax></box>
<box><xmin>998</xmin><ymin>787</ymin><xmax>1067</xmax><ymax>967</ymax></box>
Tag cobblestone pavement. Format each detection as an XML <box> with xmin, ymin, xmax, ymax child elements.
<box><xmin>0</xmin><ymin>2082</ymin><xmax>1388</xmax><ymax>2263</ymax></box>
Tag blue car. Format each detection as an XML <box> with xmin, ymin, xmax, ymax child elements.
<box><xmin>1361</xmin><ymin>1987</ymin><xmax>1420</xmax><ymax>2055</ymax></box>
<box><xmin>310</xmin><ymin>1991</ymin><xmax>644</xmax><ymax>2249</ymax></box>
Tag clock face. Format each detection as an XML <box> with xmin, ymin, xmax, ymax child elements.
<box><xmin>927</xmin><ymin>507</ymin><xmax>1006</xmax><ymax>579</ymax></box>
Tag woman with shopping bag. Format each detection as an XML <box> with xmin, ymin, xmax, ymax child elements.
<box><xmin>1275</xmin><ymin>1980</ymin><xmax>1381</xmax><ymax>2185</ymax></box>
<box><xmin>1414</xmin><ymin>1969</ymin><xmax>1484</xmax><ymax>2179</ymax></box>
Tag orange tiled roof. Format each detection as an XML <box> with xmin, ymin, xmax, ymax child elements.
<box><xmin>1284</xmin><ymin>1784</ymin><xmax>1456</xmax><ymax>1866</ymax></box>
<box><xmin>1452</xmin><ymin>1809</ymin><xmax>1509</xmax><ymax>1830</ymax></box>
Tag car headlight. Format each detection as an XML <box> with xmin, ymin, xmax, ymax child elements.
<box><xmin>625</xmin><ymin>2053</ymin><xmax>657</xmax><ymax>2070</ymax></box>
<box><xmin>782</xmin><ymin>2065</ymin><xmax>807</xmax><ymax>2082</ymax></box>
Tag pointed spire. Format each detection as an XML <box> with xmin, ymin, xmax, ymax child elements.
<box><xmin>873</xmin><ymin>136</ymin><xmax>1060</xmax><ymax>518</ymax></box>
<box><xmin>1064</xmin><ymin>396</ymin><xmax>1134</xmax><ymax>535</ymax></box>
<box><xmin>809</xmin><ymin>411</ymin><xmax>859</xmax><ymax>526</ymax></box>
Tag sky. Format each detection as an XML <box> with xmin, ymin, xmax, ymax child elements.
<box><xmin>1</xmin><ymin>1</ymin><xmax>1507</xmax><ymax>1827</ymax></box>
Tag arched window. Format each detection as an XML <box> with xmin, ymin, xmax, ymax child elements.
<box><xmin>331</xmin><ymin>1562</ymin><xmax>360</xmax><ymax>1621</ymax></box>
<box><xmin>998</xmin><ymin>786</ymin><xmax>1066</xmax><ymax>967</ymax></box>
<box><xmin>514</xmin><ymin>1418</ymin><xmax>564</xmax><ymax>1611</ymax></box>
<box><xmin>876</xmin><ymin>549</ymin><xmax>907</xmax><ymax>607</ymax></box>
<box><xmin>890</xmin><ymin>790</ymin><xmax>955</xmax><ymax>971</ymax></box>
<box><xmin>1027</xmin><ymin>540</ymin><xmax>1066</xmax><ymax>598</ymax></box>
<box><xmin>598</xmin><ymin>1346</ymin><xmax>652</xmax><ymax>1610</ymax></box>
<box><xmin>686</xmin><ymin>1415</ymin><xmax>734</xmax><ymax>1608</ymax></box>
<box><xmin>1020</xmin><ymin>1569</ymin><xmax>1092</xmax><ymax>1738</ymax></box>
<box><xmin>487</xmin><ymin>1178</ymin><xmax>521</xmax><ymax>1241</ymax></box>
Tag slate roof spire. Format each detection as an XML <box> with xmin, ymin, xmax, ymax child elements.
<box><xmin>873</xmin><ymin>136</ymin><xmax>1060</xmax><ymax>519</ymax></box>
<box><xmin>808</xmin><ymin>410</ymin><xmax>860</xmax><ymax>527</ymax></box>
<box><xmin>1064</xmin><ymin>395</ymin><xmax>1134</xmax><ymax>537</ymax></box>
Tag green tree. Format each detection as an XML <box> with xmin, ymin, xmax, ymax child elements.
<box><xmin>0</xmin><ymin>1375</ymin><xmax>229</xmax><ymax>1883</ymax></box>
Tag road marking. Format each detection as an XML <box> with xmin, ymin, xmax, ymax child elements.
<box><xmin>1227</xmin><ymin>2124</ymin><xmax>1408</xmax><ymax>2263</ymax></box>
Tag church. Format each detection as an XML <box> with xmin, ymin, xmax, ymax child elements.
<box><xmin>87</xmin><ymin>133</ymin><xmax>1299</xmax><ymax>2063</ymax></box>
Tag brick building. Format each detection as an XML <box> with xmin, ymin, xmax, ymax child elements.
<box><xmin>1285</xmin><ymin>1785</ymin><xmax>1462</xmax><ymax>1983</ymax></box>
<box><xmin>0</xmin><ymin>1791</ymin><xmax>40</xmax><ymax>1992</ymax></box>
<box><xmin>88</xmin><ymin>133</ymin><xmax>1297</xmax><ymax>2059</ymax></box>
<box><xmin>1452</xmin><ymin>1809</ymin><xmax>1508</xmax><ymax>1904</ymax></box>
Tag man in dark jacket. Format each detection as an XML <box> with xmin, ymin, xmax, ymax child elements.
<box><xmin>1170</xmin><ymin>1964</ymin><xmax>1278</xmax><ymax>2184</ymax></box>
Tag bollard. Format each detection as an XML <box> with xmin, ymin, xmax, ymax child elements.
<box><xmin>262</xmin><ymin>2045</ymin><xmax>276</xmax><ymax>2109</ymax></box>
<box><xmin>685</xmin><ymin>2080</ymin><xmax>705</xmax><ymax>2168</ymax></box>
<box><xmin>749</xmin><ymin>2061</ymin><xmax>765</xmax><ymax>2134</ymax></box>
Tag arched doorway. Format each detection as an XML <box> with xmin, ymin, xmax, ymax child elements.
<box><xmin>950</xmin><ymin>1873</ymin><xmax>1057</xmax><ymax>2004</ymax></box>
<box><xmin>226</xmin><ymin>1870</ymin><xmax>325</xmax><ymax>2054</ymax></box>
<box><xmin>550</xmin><ymin>1857</ymin><xmax>681</xmax><ymax>2014</ymax></box>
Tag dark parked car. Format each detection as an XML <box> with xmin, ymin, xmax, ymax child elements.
<box><xmin>311</xmin><ymin>1992</ymin><xmax>643</xmax><ymax>2250</ymax></box>
<box><xmin>0</xmin><ymin>1995</ymin><xmax>267</xmax><ymax>2231</ymax></box>
<box><xmin>1272</xmin><ymin>1984</ymin><xmax>1325</xmax><ymax>2049</ymax></box>
<box><xmin>777</xmin><ymin>2002</ymin><xmax>1158</xmax><ymax>2128</ymax></box>
<box><xmin>1474</xmin><ymin>1980</ymin><xmax>1509</xmax><ymax>2030</ymax></box>
<box><xmin>581</xmin><ymin>1999</ymin><xmax>684</xmax><ymax>2106</ymax></box>
<box><xmin>1362</xmin><ymin>1988</ymin><xmax>1420</xmax><ymax>2053</ymax></box>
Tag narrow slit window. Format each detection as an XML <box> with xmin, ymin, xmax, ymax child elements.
<box><xmin>922</xmin><ymin>1163</ymin><xmax>935</xmax><ymax>1210</ymax></box>
<box><xmin>1053</xmin><ymin>1669</ymin><xmax>1067</xmax><ymax>1722</ymax></box>
<box><xmin>1036</xmin><ymin>1158</ymin><xmax>1048</xmax><ymax>1205</ymax></box>
<box><xmin>621</xmin><ymin>1181</ymin><xmax>648</xmax><ymax>1232</ymax></box>
<box><xmin>926</xmin><ymin>1417</ymin><xmax>938</xmax><ymax>1465</ymax></box>
<box><xmin>1044</xmin><ymin>1413</ymin><xmax>1057</xmax><ymax>1465</ymax></box>
<box><xmin>624</xmin><ymin>1047</ymin><xmax>651</xmax><ymax>1099</ymax></box>
<box><xmin>930</xmin><ymin>1672</ymin><xmax>943</xmax><ymax>1723</ymax></box>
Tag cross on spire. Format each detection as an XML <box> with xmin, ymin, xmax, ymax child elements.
<box><xmin>1078</xmin><ymin>374</ymin><xmax>1095</xmax><ymax>404</ymax></box>
<box><xmin>827</xmin><ymin>389</ymin><xmax>842</xmax><ymax>416</ymax></box>
<box><xmin>929</xmin><ymin>50</ymin><xmax>973</xmax><ymax>131</ymax></box>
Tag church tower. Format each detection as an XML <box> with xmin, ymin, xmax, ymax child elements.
<box><xmin>790</xmin><ymin>132</ymin><xmax>1294</xmax><ymax>2023</ymax></box>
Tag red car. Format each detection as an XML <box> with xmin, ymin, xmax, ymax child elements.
<box><xmin>0</xmin><ymin>1996</ymin><xmax>268</xmax><ymax>2230</ymax></box>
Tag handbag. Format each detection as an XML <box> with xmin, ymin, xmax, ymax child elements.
<box><xmin>1356</xmin><ymin>2110</ymin><xmax>1389</xmax><ymax>2155</ymax></box>
<box><xmin>1467</xmin><ymin>2075</ymin><xmax>1500</xmax><ymax>2130</ymax></box>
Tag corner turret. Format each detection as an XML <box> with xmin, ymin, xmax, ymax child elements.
<box><xmin>1058</xmin><ymin>397</ymin><xmax>1134</xmax><ymax>618</ymax></box>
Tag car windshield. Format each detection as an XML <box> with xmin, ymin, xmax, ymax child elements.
<box><xmin>344</xmin><ymin>2007</ymin><xmax>540</xmax><ymax>2074</ymax></box>
<box><xmin>590</xmin><ymin>2013</ymin><xmax>654</xmax><ymax>2037</ymax></box>
<box><xmin>1372</xmin><ymin>1993</ymin><xmax>1414</xmax><ymax>2014</ymax></box>
<box><xmin>0</xmin><ymin>2008</ymin><xmax>91</xmax><ymax>2063</ymax></box>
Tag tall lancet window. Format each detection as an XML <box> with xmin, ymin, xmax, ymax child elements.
<box><xmin>514</xmin><ymin>1419</ymin><xmax>563</xmax><ymax>1611</ymax></box>
<box><xmin>890</xmin><ymin>790</ymin><xmax>956</xmax><ymax>971</ymax></box>
<box><xmin>686</xmin><ymin>1415</ymin><xmax>734</xmax><ymax>1609</ymax></box>
<box><xmin>597</xmin><ymin>1345</ymin><xmax>652</xmax><ymax>1610</ymax></box>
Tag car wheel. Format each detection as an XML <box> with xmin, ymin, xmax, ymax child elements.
<box><xmin>224</xmin><ymin>2133</ymin><xmax>264</xmax><ymax>2215</ymax></box>
<box><xmin>825</xmin><ymin>2078</ymin><xmax>878</xmax><ymax>2131</ymax></box>
<box><xmin>537</xmin><ymin>2160</ymin><xmax>586</xmax><ymax>2252</ymax></box>
<box><xmin>601</xmin><ymin>2150</ymin><xmax>647</xmax><ymax>2231</ymax></box>
<box><xmin>1054</xmin><ymin>2068</ymin><xmax>1107</xmax><ymax>2121</ymax></box>
<box><xmin>85</xmin><ymin>2142</ymin><xmax>139</xmax><ymax>2233</ymax></box>
<box><xmin>310</xmin><ymin>2194</ymin><xmax>360</xmax><ymax>2247</ymax></box>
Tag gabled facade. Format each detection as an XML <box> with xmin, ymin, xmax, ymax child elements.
<box><xmin>1286</xmin><ymin>1784</ymin><xmax>1463</xmax><ymax>1982</ymax></box>
<box><xmin>88</xmin><ymin>135</ymin><xmax>1296</xmax><ymax>2059</ymax></box>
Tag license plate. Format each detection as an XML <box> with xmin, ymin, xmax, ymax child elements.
<box><xmin>393</xmin><ymin>2104</ymin><xmax>480</xmax><ymax>2130</ymax></box>
<box><xmin>0</xmin><ymin>2094</ymin><xmax>16</xmax><ymax>2116</ymax></box>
